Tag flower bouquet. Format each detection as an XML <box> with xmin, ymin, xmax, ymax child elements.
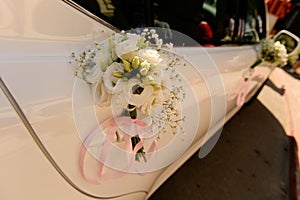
<box><xmin>253</xmin><ymin>38</ymin><xmax>288</xmax><ymax>68</ymax></box>
<box><xmin>243</xmin><ymin>38</ymin><xmax>288</xmax><ymax>80</ymax></box>
<box><xmin>71</xmin><ymin>29</ymin><xmax>186</xmax><ymax>163</ymax></box>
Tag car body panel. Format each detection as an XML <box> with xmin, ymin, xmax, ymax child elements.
<box><xmin>0</xmin><ymin>0</ymin><xmax>280</xmax><ymax>199</ymax></box>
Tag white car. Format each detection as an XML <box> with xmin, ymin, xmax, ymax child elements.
<box><xmin>0</xmin><ymin>0</ymin><xmax>299</xmax><ymax>199</ymax></box>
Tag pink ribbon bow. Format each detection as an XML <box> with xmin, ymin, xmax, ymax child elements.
<box><xmin>79</xmin><ymin>116</ymin><xmax>158</xmax><ymax>184</ymax></box>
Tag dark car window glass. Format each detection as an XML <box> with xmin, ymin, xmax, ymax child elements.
<box><xmin>70</xmin><ymin>0</ymin><xmax>266</xmax><ymax>45</ymax></box>
<box><xmin>152</xmin><ymin>0</ymin><xmax>267</xmax><ymax>45</ymax></box>
<box><xmin>213</xmin><ymin>0</ymin><xmax>267</xmax><ymax>45</ymax></box>
<box><xmin>71</xmin><ymin>0</ymin><xmax>153</xmax><ymax>30</ymax></box>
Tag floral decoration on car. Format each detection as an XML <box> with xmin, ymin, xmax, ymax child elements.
<box><xmin>71</xmin><ymin>29</ymin><xmax>186</xmax><ymax>164</ymax></box>
<box><xmin>230</xmin><ymin>38</ymin><xmax>288</xmax><ymax>108</ymax></box>
<box><xmin>243</xmin><ymin>38</ymin><xmax>288</xmax><ymax>80</ymax></box>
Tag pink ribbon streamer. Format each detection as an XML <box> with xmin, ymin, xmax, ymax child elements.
<box><xmin>79</xmin><ymin>116</ymin><xmax>159</xmax><ymax>184</ymax></box>
<box><xmin>229</xmin><ymin>71</ymin><xmax>265</xmax><ymax>107</ymax></box>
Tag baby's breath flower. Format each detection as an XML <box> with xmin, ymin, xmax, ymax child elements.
<box><xmin>166</xmin><ymin>43</ymin><xmax>174</xmax><ymax>49</ymax></box>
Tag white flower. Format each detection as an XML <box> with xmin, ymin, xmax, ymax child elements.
<box><xmin>113</xmin><ymin>33</ymin><xmax>125</xmax><ymax>43</ymax></box>
<box><xmin>113</xmin><ymin>79</ymin><xmax>140</xmax><ymax>102</ymax></box>
<box><xmin>150</xmin><ymin>29</ymin><xmax>156</xmax><ymax>35</ymax></box>
<box><xmin>115</xmin><ymin>34</ymin><xmax>140</xmax><ymax>58</ymax></box>
<box><xmin>92</xmin><ymin>79</ymin><xmax>111</xmax><ymax>107</ymax></box>
<box><xmin>129</xmin><ymin>84</ymin><xmax>154</xmax><ymax>107</ymax></box>
<box><xmin>165</xmin><ymin>43</ymin><xmax>174</xmax><ymax>49</ymax></box>
<box><xmin>156</xmin><ymin>39</ymin><xmax>163</xmax><ymax>49</ymax></box>
<box><xmin>94</xmin><ymin>46</ymin><xmax>112</xmax><ymax>71</ymax></box>
<box><xmin>138</xmin><ymin>49</ymin><xmax>162</xmax><ymax>64</ymax></box>
<box><xmin>274</xmin><ymin>41</ymin><xmax>282</xmax><ymax>49</ymax></box>
<box><xmin>274</xmin><ymin>41</ymin><xmax>288</xmax><ymax>66</ymax></box>
<box><xmin>140</xmin><ymin>90</ymin><xmax>163</xmax><ymax>114</ymax></box>
<box><xmin>260</xmin><ymin>38</ymin><xmax>288</xmax><ymax>67</ymax></box>
<box><xmin>113</xmin><ymin>79</ymin><xmax>164</xmax><ymax>115</ymax></box>
<box><xmin>84</xmin><ymin>65</ymin><xmax>103</xmax><ymax>85</ymax></box>
<box><xmin>103</xmin><ymin>62</ymin><xmax>123</xmax><ymax>92</ymax></box>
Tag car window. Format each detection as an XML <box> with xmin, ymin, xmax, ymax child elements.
<box><xmin>69</xmin><ymin>0</ymin><xmax>267</xmax><ymax>45</ymax></box>
<box><xmin>71</xmin><ymin>0</ymin><xmax>152</xmax><ymax>30</ymax></box>
<box><xmin>212</xmin><ymin>0</ymin><xmax>267</xmax><ymax>45</ymax></box>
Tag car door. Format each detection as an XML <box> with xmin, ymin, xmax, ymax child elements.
<box><xmin>0</xmin><ymin>0</ymin><xmax>153</xmax><ymax>199</ymax></box>
<box><xmin>0</xmin><ymin>0</ymin><xmax>282</xmax><ymax>199</ymax></box>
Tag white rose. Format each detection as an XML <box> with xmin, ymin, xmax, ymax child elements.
<box><xmin>115</xmin><ymin>34</ymin><xmax>140</xmax><ymax>58</ymax></box>
<box><xmin>138</xmin><ymin>49</ymin><xmax>162</xmax><ymax>64</ymax></box>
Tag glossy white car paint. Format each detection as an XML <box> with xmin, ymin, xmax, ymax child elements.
<box><xmin>0</xmin><ymin>0</ymin><xmax>277</xmax><ymax>199</ymax></box>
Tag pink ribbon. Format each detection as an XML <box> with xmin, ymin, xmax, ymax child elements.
<box><xmin>229</xmin><ymin>70</ymin><xmax>265</xmax><ymax>107</ymax></box>
<box><xmin>79</xmin><ymin>116</ymin><xmax>159</xmax><ymax>184</ymax></box>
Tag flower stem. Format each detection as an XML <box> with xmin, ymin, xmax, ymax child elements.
<box><xmin>131</xmin><ymin>135</ymin><xmax>147</xmax><ymax>162</ymax></box>
<box><xmin>127</xmin><ymin>107</ymin><xmax>146</xmax><ymax>162</ymax></box>
<box><xmin>250</xmin><ymin>58</ymin><xmax>263</xmax><ymax>69</ymax></box>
